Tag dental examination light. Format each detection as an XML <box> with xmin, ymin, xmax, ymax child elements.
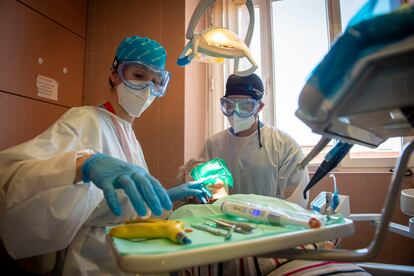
<box><xmin>177</xmin><ymin>0</ymin><xmax>258</xmax><ymax>76</ymax></box>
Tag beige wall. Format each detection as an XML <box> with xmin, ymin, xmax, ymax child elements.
<box><xmin>309</xmin><ymin>172</ymin><xmax>414</xmax><ymax>265</ymax></box>
<box><xmin>84</xmin><ymin>0</ymin><xmax>208</xmax><ymax>188</ymax></box>
<box><xmin>184</xmin><ymin>1</ymin><xmax>209</xmax><ymax>162</ymax></box>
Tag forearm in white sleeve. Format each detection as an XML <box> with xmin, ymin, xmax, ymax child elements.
<box><xmin>0</xmin><ymin>151</ymin><xmax>103</xmax><ymax>258</ymax></box>
<box><xmin>277</xmin><ymin>135</ymin><xmax>310</xmax><ymax>208</ymax></box>
<box><xmin>286</xmin><ymin>167</ymin><xmax>310</xmax><ymax>209</ymax></box>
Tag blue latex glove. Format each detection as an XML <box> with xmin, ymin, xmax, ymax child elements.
<box><xmin>167</xmin><ymin>180</ymin><xmax>211</xmax><ymax>204</ymax></box>
<box><xmin>82</xmin><ymin>153</ymin><xmax>172</xmax><ymax>217</ymax></box>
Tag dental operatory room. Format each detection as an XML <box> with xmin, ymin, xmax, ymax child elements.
<box><xmin>1</xmin><ymin>0</ymin><xmax>414</xmax><ymax>275</ymax></box>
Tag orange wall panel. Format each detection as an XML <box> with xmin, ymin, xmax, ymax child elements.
<box><xmin>0</xmin><ymin>0</ymin><xmax>84</xmax><ymax>108</ymax></box>
<box><xmin>18</xmin><ymin>0</ymin><xmax>87</xmax><ymax>37</ymax></box>
<box><xmin>0</xmin><ymin>92</ymin><xmax>68</xmax><ymax>150</ymax></box>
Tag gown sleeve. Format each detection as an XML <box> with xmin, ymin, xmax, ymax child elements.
<box><xmin>276</xmin><ymin>132</ymin><xmax>310</xmax><ymax>208</ymax></box>
<box><xmin>0</xmin><ymin>109</ymin><xmax>103</xmax><ymax>258</ymax></box>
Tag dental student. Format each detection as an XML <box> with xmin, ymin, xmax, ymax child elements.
<box><xmin>201</xmin><ymin>73</ymin><xmax>309</xmax><ymax>207</ymax></box>
<box><xmin>0</xmin><ymin>35</ymin><xmax>207</xmax><ymax>275</ymax></box>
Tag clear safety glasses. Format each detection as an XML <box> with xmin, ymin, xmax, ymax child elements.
<box><xmin>117</xmin><ymin>61</ymin><xmax>171</xmax><ymax>97</ymax></box>
<box><xmin>220</xmin><ymin>97</ymin><xmax>260</xmax><ymax>118</ymax></box>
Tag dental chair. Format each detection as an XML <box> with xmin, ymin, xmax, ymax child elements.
<box><xmin>261</xmin><ymin>2</ymin><xmax>414</xmax><ymax>275</ymax></box>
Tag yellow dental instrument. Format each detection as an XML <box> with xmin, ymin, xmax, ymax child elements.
<box><xmin>109</xmin><ymin>218</ymin><xmax>191</xmax><ymax>245</ymax></box>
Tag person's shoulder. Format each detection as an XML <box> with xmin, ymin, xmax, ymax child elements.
<box><xmin>263</xmin><ymin>124</ymin><xmax>301</xmax><ymax>148</ymax></box>
<box><xmin>61</xmin><ymin>105</ymin><xmax>100</xmax><ymax>118</ymax></box>
<box><xmin>57</xmin><ymin>106</ymin><xmax>110</xmax><ymax>131</ymax></box>
<box><xmin>206</xmin><ymin>129</ymin><xmax>230</xmax><ymax>143</ymax></box>
<box><xmin>60</xmin><ymin>106</ymin><xmax>107</xmax><ymax>122</ymax></box>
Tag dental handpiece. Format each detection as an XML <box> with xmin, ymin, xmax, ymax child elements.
<box><xmin>221</xmin><ymin>201</ymin><xmax>320</xmax><ymax>228</ymax></box>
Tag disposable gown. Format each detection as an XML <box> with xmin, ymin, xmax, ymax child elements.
<box><xmin>0</xmin><ymin>106</ymin><xmax>147</xmax><ymax>275</ymax></box>
<box><xmin>201</xmin><ymin>124</ymin><xmax>309</xmax><ymax>208</ymax></box>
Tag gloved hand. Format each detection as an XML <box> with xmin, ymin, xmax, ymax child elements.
<box><xmin>167</xmin><ymin>180</ymin><xmax>211</xmax><ymax>204</ymax></box>
<box><xmin>82</xmin><ymin>153</ymin><xmax>172</xmax><ymax>217</ymax></box>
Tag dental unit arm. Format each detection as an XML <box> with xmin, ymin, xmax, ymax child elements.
<box><xmin>302</xmin><ymin>141</ymin><xmax>353</xmax><ymax>199</ymax></box>
<box><xmin>261</xmin><ymin>1</ymin><xmax>414</xmax><ymax>263</ymax></box>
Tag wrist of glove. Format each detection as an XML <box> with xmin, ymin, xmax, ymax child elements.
<box><xmin>81</xmin><ymin>153</ymin><xmax>172</xmax><ymax>216</ymax></box>
<box><xmin>167</xmin><ymin>180</ymin><xmax>211</xmax><ymax>204</ymax></box>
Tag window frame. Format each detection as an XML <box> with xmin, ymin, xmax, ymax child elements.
<box><xmin>208</xmin><ymin>0</ymin><xmax>413</xmax><ymax>170</ymax></box>
<box><xmin>251</xmin><ymin>0</ymin><xmax>276</xmax><ymax>127</ymax></box>
<box><xmin>253</xmin><ymin>0</ymin><xmax>413</xmax><ymax>170</ymax></box>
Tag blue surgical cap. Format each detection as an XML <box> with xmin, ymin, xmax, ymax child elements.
<box><xmin>225</xmin><ymin>74</ymin><xmax>264</xmax><ymax>100</ymax></box>
<box><xmin>114</xmin><ymin>35</ymin><xmax>167</xmax><ymax>69</ymax></box>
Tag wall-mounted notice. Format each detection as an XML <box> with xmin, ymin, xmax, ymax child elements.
<box><xmin>36</xmin><ymin>74</ymin><xmax>59</xmax><ymax>101</ymax></box>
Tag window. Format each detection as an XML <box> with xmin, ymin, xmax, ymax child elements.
<box><xmin>340</xmin><ymin>0</ymin><xmax>394</xmax><ymax>29</ymax></box>
<box><xmin>213</xmin><ymin>0</ymin><xmax>412</xmax><ymax>169</ymax></box>
<box><xmin>271</xmin><ymin>0</ymin><xmax>330</xmax><ymax>160</ymax></box>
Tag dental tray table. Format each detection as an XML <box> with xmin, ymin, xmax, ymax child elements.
<box><xmin>108</xmin><ymin>195</ymin><xmax>354</xmax><ymax>274</ymax></box>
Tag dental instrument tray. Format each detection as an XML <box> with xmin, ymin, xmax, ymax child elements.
<box><xmin>107</xmin><ymin>195</ymin><xmax>354</xmax><ymax>274</ymax></box>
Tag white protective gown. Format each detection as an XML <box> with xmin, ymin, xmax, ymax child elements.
<box><xmin>201</xmin><ymin>124</ymin><xmax>309</xmax><ymax>208</ymax></box>
<box><xmin>0</xmin><ymin>106</ymin><xmax>148</xmax><ymax>275</ymax></box>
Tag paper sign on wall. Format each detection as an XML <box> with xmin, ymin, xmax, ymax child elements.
<box><xmin>36</xmin><ymin>74</ymin><xmax>59</xmax><ymax>101</ymax></box>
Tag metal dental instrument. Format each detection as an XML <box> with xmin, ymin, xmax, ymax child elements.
<box><xmin>212</xmin><ymin>219</ymin><xmax>255</xmax><ymax>232</ymax></box>
<box><xmin>208</xmin><ymin>219</ymin><xmax>254</xmax><ymax>234</ymax></box>
<box><xmin>191</xmin><ymin>224</ymin><xmax>234</xmax><ymax>240</ymax></box>
<box><xmin>225</xmin><ymin>225</ymin><xmax>236</xmax><ymax>241</ymax></box>
<box><xmin>191</xmin><ymin>224</ymin><xmax>227</xmax><ymax>237</ymax></box>
<box><xmin>203</xmin><ymin>221</ymin><xmax>245</xmax><ymax>236</ymax></box>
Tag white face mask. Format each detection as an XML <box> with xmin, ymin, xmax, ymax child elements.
<box><xmin>116</xmin><ymin>81</ymin><xmax>155</xmax><ymax>117</ymax></box>
<box><xmin>228</xmin><ymin>114</ymin><xmax>256</xmax><ymax>133</ymax></box>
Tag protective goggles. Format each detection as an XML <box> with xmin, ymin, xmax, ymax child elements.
<box><xmin>115</xmin><ymin>59</ymin><xmax>171</xmax><ymax>97</ymax></box>
<box><xmin>220</xmin><ymin>97</ymin><xmax>260</xmax><ymax>118</ymax></box>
